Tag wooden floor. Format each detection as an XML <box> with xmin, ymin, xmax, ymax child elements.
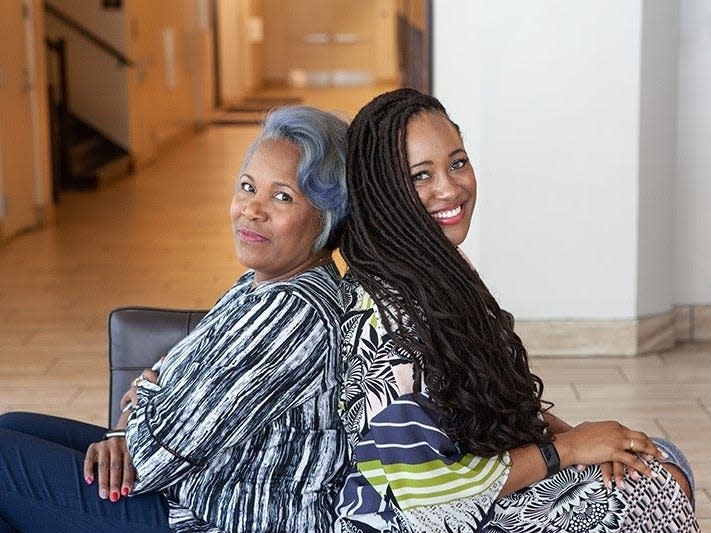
<box><xmin>1</xmin><ymin>86</ymin><xmax>709</xmax><ymax>527</ymax></box>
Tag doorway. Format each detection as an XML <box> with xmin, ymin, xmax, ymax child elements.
<box><xmin>212</xmin><ymin>0</ymin><xmax>431</xmax><ymax>109</ymax></box>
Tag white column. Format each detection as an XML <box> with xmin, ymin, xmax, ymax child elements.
<box><xmin>433</xmin><ymin>0</ymin><xmax>684</xmax><ymax>354</ymax></box>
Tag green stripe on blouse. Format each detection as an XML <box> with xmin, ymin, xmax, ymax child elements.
<box><xmin>358</xmin><ymin>452</ymin><xmax>510</xmax><ymax>510</ymax></box>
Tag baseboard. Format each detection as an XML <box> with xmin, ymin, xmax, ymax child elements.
<box><xmin>673</xmin><ymin>304</ymin><xmax>711</xmax><ymax>342</ymax></box>
<box><xmin>516</xmin><ymin>310</ymin><xmax>677</xmax><ymax>357</ymax></box>
<box><xmin>153</xmin><ymin>122</ymin><xmax>198</xmax><ymax>157</ymax></box>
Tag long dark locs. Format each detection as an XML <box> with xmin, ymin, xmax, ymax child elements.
<box><xmin>341</xmin><ymin>88</ymin><xmax>552</xmax><ymax>456</ymax></box>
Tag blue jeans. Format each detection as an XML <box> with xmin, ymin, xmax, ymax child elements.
<box><xmin>0</xmin><ymin>412</ymin><xmax>170</xmax><ymax>533</ymax></box>
<box><xmin>652</xmin><ymin>436</ymin><xmax>696</xmax><ymax>509</ymax></box>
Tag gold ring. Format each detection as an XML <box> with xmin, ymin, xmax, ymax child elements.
<box><xmin>629</xmin><ymin>438</ymin><xmax>634</xmax><ymax>451</ymax></box>
<box><xmin>132</xmin><ymin>376</ymin><xmax>143</xmax><ymax>387</ymax></box>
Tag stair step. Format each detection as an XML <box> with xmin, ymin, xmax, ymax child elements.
<box><xmin>57</xmin><ymin>110</ymin><xmax>132</xmax><ymax>191</ymax></box>
<box><xmin>96</xmin><ymin>154</ymin><xmax>132</xmax><ymax>186</ymax></box>
<box><xmin>69</xmin><ymin>136</ymin><xmax>105</xmax><ymax>161</ymax></box>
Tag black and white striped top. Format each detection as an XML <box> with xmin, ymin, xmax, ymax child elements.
<box><xmin>125</xmin><ymin>263</ymin><xmax>348</xmax><ymax>532</ymax></box>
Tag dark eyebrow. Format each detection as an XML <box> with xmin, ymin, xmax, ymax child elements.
<box><xmin>409</xmin><ymin>148</ymin><xmax>466</xmax><ymax>170</ymax></box>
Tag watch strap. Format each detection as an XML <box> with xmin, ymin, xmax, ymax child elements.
<box><xmin>537</xmin><ymin>441</ymin><xmax>560</xmax><ymax>477</ymax></box>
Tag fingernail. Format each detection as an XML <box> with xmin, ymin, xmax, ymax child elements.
<box><xmin>110</xmin><ymin>491</ymin><xmax>119</xmax><ymax>502</ymax></box>
<box><xmin>605</xmin><ymin>480</ymin><xmax>612</xmax><ymax>490</ymax></box>
<box><xmin>661</xmin><ymin>451</ymin><xmax>669</xmax><ymax>459</ymax></box>
<box><xmin>632</xmin><ymin>471</ymin><xmax>640</xmax><ymax>480</ymax></box>
<box><xmin>122</xmin><ymin>486</ymin><xmax>130</xmax><ymax>496</ymax></box>
<box><xmin>99</xmin><ymin>488</ymin><xmax>109</xmax><ymax>499</ymax></box>
<box><xmin>576</xmin><ymin>464</ymin><xmax>585</xmax><ymax>471</ymax></box>
<box><xmin>85</xmin><ymin>476</ymin><xmax>93</xmax><ymax>484</ymax></box>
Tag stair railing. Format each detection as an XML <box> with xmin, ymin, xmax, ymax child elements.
<box><xmin>44</xmin><ymin>2</ymin><xmax>135</xmax><ymax>68</ymax></box>
<box><xmin>45</xmin><ymin>37</ymin><xmax>68</xmax><ymax>201</ymax></box>
<box><xmin>43</xmin><ymin>2</ymin><xmax>135</xmax><ymax>194</ymax></box>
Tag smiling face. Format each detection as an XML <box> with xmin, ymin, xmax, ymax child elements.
<box><xmin>230</xmin><ymin>138</ymin><xmax>324</xmax><ymax>283</ymax></box>
<box><xmin>405</xmin><ymin>111</ymin><xmax>477</xmax><ymax>247</ymax></box>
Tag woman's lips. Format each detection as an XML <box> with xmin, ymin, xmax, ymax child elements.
<box><xmin>238</xmin><ymin>228</ymin><xmax>268</xmax><ymax>244</ymax></box>
<box><xmin>431</xmin><ymin>205</ymin><xmax>464</xmax><ymax>225</ymax></box>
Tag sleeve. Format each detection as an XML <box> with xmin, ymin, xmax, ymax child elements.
<box><xmin>125</xmin><ymin>290</ymin><xmax>333</xmax><ymax>493</ymax></box>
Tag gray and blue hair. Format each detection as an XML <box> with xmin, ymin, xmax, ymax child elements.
<box><xmin>240</xmin><ymin>105</ymin><xmax>348</xmax><ymax>251</ymax></box>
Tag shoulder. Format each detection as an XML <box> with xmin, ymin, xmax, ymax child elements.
<box><xmin>338</xmin><ymin>272</ymin><xmax>390</xmax><ymax>341</ymax></box>
<box><xmin>338</xmin><ymin>271</ymin><xmax>376</xmax><ymax>313</ymax></box>
<box><xmin>338</xmin><ymin>272</ymin><xmax>422</xmax><ymax>355</ymax></box>
<box><xmin>339</xmin><ymin>271</ymin><xmax>406</xmax><ymax>327</ymax></box>
<box><xmin>252</xmin><ymin>264</ymin><xmax>341</xmax><ymax>324</ymax></box>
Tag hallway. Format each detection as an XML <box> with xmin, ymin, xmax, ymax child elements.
<box><xmin>0</xmin><ymin>86</ymin><xmax>709</xmax><ymax>526</ymax></box>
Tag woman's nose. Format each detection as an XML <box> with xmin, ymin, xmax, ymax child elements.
<box><xmin>434</xmin><ymin>174</ymin><xmax>458</xmax><ymax>199</ymax></box>
<box><xmin>242</xmin><ymin>196</ymin><xmax>267</xmax><ymax>220</ymax></box>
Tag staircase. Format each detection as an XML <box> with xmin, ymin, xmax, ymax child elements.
<box><xmin>45</xmin><ymin>3</ymin><xmax>135</xmax><ymax>198</ymax></box>
<box><xmin>62</xmin><ymin>113</ymin><xmax>132</xmax><ymax>190</ymax></box>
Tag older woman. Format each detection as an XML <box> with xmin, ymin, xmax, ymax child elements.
<box><xmin>336</xmin><ymin>88</ymin><xmax>698</xmax><ymax>532</ymax></box>
<box><xmin>0</xmin><ymin>106</ymin><xmax>349</xmax><ymax>532</ymax></box>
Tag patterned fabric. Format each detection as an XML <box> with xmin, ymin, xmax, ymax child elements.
<box><xmin>125</xmin><ymin>263</ymin><xmax>348</xmax><ymax>532</ymax></box>
<box><xmin>336</xmin><ymin>273</ymin><xmax>699</xmax><ymax>532</ymax></box>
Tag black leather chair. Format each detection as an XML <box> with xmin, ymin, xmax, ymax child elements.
<box><xmin>107</xmin><ymin>307</ymin><xmax>207</xmax><ymax>427</ymax></box>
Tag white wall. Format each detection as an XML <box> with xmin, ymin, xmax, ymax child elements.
<box><xmin>636</xmin><ymin>0</ymin><xmax>679</xmax><ymax>316</ymax></box>
<box><xmin>675</xmin><ymin>0</ymin><xmax>711</xmax><ymax>305</ymax></box>
<box><xmin>45</xmin><ymin>0</ymin><xmax>131</xmax><ymax>148</ymax></box>
<box><xmin>434</xmin><ymin>1</ymin><xmax>643</xmax><ymax>320</ymax></box>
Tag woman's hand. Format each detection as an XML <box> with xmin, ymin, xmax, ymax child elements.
<box><xmin>84</xmin><ymin>437</ymin><xmax>136</xmax><ymax>502</ymax></box>
<box><xmin>556</xmin><ymin>421</ymin><xmax>664</xmax><ymax>487</ymax></box>
<box><xmin>119</xmin><ymin>368</ymin><xmax>158</xmax><ymax>411</ymax></box>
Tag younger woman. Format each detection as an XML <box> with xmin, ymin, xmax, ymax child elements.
<box><xmin>336</xmin><ymin>88</ymin><xmax>698</xmax><ymax>532</ymax></box>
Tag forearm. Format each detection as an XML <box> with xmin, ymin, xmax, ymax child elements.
<box><xmin>499</xmin><ymin>444</ymin><xmax>548</xmax><ymax>497</ymax></box>
<box><xmin>115</xmin><ymin>410</ymin><xmax>131</xmax><ymax>430</ymax></box>
<box><xmin>498</xmin><ymin>412</ymin><xmax>576</xmax><ymax>498</ymax></box>
<box><xmin>544</xmin><ymin>411</ymin><xmax>573</xmax><ymax>434</ymax></box>
<box><xmin>499</xmin><ymin>436</ymin><xmax>573</xmax><ymax>498</ymax></box>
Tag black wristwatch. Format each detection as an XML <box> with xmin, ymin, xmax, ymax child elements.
<box><xmin>537</xmin><ymin>442</ymin><xmax>560</xmax><ymax>477</ymax></box>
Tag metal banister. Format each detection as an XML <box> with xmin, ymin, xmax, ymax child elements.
<box><xmin>44</xmin><ymin>2</ymin><xmax>135</xmax><ymax>68</ymax></box>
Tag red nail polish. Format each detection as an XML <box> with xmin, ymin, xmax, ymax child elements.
<box><xmin>122</xmin><ymin>486</ymin><xmax>130</xmax><ymax>496</ymax></box>
<box><xmin>85</xmin><ymin>476</ymin><xmax>94</xmax><ymax>484</ymax></box>
<box><xmin>110</xmin><ymin>491</ymin><xmax>119</xmax><ymax>502</ymax></box>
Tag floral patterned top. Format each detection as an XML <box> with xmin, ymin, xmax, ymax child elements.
<box><xmin>336</xmin><ymin>273</ymin><xmax>699</xmax><ymax>533</ymax></box>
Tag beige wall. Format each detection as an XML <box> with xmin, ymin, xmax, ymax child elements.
<box><xmin>217</xmin><ymin>0</ymin><xmax>263</xmax><ymax>104</ymax></box>
<box><xmin>126</xmin><ymin>0</ymin><xmax>214</xmax><ymax>165</ymax></box>
<box><xmin>401</xmin><ymin>0</ymin><xmax>427</xmax><ymax>31</ymax></box>
<box><xmin>263</xmin><ymin>0</ymin><xmax>399</xmax><ymax>85</ymax></box>
<box><xmin>0</xmin><ymin>0</ymin><xmax>52</xmax><ymax>242</ymax></box>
